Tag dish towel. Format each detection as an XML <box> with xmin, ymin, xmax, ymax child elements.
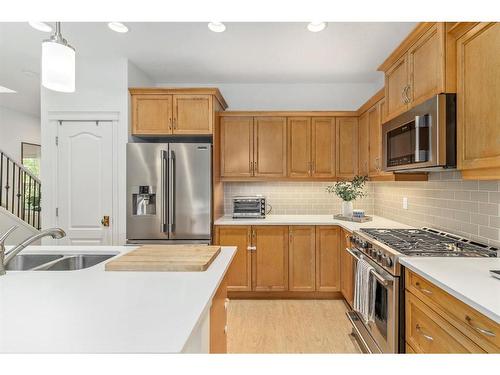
<box><xmin>353</xmin><ymin>257</ymin><xmax>376</xmax><ymax>323</ymax></box>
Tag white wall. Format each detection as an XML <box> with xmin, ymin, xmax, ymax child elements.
<box><xmin>40</xmin><ymin>57</ymin><xmax>129</xmax><ymax>244</ymax></box>
<box><xmin>157</xmin><ymin>82</ymin><xmax>383</xmax><ymax>110</ymax></box>
<box><xmin>40</xmin><ymin>58</ymin><xmax>154</xmax><ymax>245</ymax></box>
<box><xmin>0</xmin><ymin>106</ymin><xmax>40</xmax><ymax>164</ymax></box>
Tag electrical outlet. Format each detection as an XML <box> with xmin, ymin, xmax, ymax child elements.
<box><xmin>402</xmin><ymin>197</ymin><xmax>408</xmax><ymax>210</ymax></box>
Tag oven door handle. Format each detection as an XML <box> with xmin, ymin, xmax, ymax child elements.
<box><xmin>346</xmin><ymin>248</ymin><xmax>393</xmax><ymax>286</ymax></box>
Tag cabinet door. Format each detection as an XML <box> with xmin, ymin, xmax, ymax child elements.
<box><xmin>253</xmin><ymin>117</ymin><xmax>287</xmax><ymax>178</ymax></box>
<box><xmin>252</xmin><ymin>226</ymin><xmax>289</xmax><ymax>291</ymax></box>
<box><xmin>385</xmin><ymin>54</ymin><xmax>409</xmax><ymax>121</ymax></box>
<box><xmin>220</xmin><ymin>117</ymin><xmax>254</xmax><ymax>177</ymax></box>
<box><xmin>287</xmin><ymin>117</ymin><xmax>312</xmax><ymax>178</ymax></box>
<box><xmin>315</xmin><ymin>226</ymin><xmax>340</xmax><ymax>292</ymax></box>
<box><xmin>340</xmin><ymin>229</ymin><xmax>355</xmax><ymax>307</ymax></box>
<box><xmin>408</xmin><ymin>24</ymin><xmax>445</xmax><ymax>106</ymax></box>
<box><xmin>131</xmin><ymin>94</ymin><xmax>173</xmax><ymax>135</ymax></box>
<box><xmin>358</xmin><ymin>112</ymin><xmax>369</xmax><ymax>177</ymax></box>
<box><xmin>215</xmin><ymin>226</ymin><xmax>252</xmax><ymax>291</ymax></box>
<box><xmin>288</xmin><ymin>226</ymin><xmax>316</xmax><ymax>292</ymax></box>
<box><xmin>457</xmin><ymin>23</ymin><xmax>500</xmax><ymax>178</ymax></box>
<box><xmin>311</xmin><ymin>117</ymin><xmax>336</xmax><ymax>178</ymax></box>
<box><xmin>368</xmin><ymin>103</ymin><xmax>382</xmax><ymax>177</ymax></box>
<box><xmin>173</xmin><ymin>94</ymin><xmax>212</xmax><ymax>134</ymax></box>
<box><xmin>210</xmin><ymin>274</ymin><xmax>227</xmax><ymax>353</ymax></box>
<box><xmin>335</xmin><ymin>117</ymin><xmax>359</xmax><ymax>179</ymax></box>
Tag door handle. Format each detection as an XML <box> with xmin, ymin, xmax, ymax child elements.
<box><xmin>101</xmin><ymin>216</ymin><xmax>110</xmax><ymax>227</ymax></box>
<box><xmin>168</xmin><ymin>149</ymin><xmax>176</xmax><ymax>234</ymax></box>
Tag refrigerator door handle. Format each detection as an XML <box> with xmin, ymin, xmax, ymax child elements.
<box><xmin>161</xmin><ymin>150</ymin><xmax>168</xmax><ymax>233</ymax></box>
<box><xmin>168</xmin><ymin>149</ymin><xmax>176</xmax><ymax>234</ymax></box>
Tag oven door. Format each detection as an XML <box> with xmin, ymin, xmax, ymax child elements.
<box><xmin>232</xmin><ymin>199</ymin><xmax>262</xmax><ymax>217</ymax></box>
<box><xmin>346</xmin><ymin>248</ymin><xmax>399</xmax><ymax>353</ymax></box>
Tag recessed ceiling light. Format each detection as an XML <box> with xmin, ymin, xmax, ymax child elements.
<box><xmin>307</xmin><ymin>22</ymin><xmax>327</xmax><ymax>32</ymax></box>
<box><xmin>108</xmin><ymin>22</ymin><xmax>129</xmax><ymax>33</ymax></box>
<box><xmin>0</xmin><ymin>85</ymin><xmax>17</xmax><ymax>93</ymax></box>
<box><xmin>28</xmin><ymin>22</ymin><xmax>53</xmax><ymax>33</ymax></box>
<box><xmin>208</xmin><ymin>22</ymin><xmax>226</xmax><ymax>33</ymax></box>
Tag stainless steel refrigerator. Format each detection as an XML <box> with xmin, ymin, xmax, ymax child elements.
<box><xmin>126</xmin><ymin>142</ymin><xmax>212</xmax><ymax>243</ymax></box>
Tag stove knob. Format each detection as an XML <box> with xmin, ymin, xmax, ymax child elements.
<box><xmin>376</xmin><ymin>250</ymin><xmax>383</xmax><ymax>261</ymax></box>
<box><xmin>385</xmin><ymin>256</ymin><xmax>393</xmax><ymax>267</ymax></box>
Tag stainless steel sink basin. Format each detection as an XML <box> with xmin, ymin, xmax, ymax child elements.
<box><xmin>5</xmin><ymin>254</ymin><xmax>64</xmax><ymax>271</ymax></box>
<box><xmin>40</xmin><ymin>254</ymin><xmax>115</xmax><ymax>271</ymax></box>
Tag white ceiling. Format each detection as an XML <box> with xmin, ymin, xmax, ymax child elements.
<box><xmin>0</xmin><ymin>22</ymin><xmax>416</xmax><ymax>116</ymax></box>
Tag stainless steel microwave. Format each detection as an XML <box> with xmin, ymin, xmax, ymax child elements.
<box><xmin>382</xmin><ymin>94</ymin><xmax>456</xmax><ymax>172</ymax></box>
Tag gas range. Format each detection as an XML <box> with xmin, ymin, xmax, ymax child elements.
<box><xmin>350</xmin><ymin>227</ymin><xmax>498</xmax><ymax>276</ymax></box>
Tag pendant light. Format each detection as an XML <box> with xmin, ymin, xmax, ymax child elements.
<box><xmin>42</xmin><ymin>22</ymin><xmax>76</xmax><ymax>93</ymax></box>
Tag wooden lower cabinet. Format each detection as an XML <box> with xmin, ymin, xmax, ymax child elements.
<box><xmin>315</xmin><ymin>226</ymin><xmax>341</xmax><ymax>292</ymax></box>
<box><xmin>406</xmin><ymin>269</ymin><xmax>500</xmax><ymax>353</ymax></box>
<box><xmin>215</xmin><ymin>224</ymin><xmax>344</xmax><ymax>297</ymax></box>
<box><xmin>215</xmin><ymin>226</ymin><xmax>252</xmax><ymax>291</ymax></box>
<box><xmin>288</xmin><ymin>226</ymin><xmax>316</xmax><ymax>291</ymax></box>
<box><xmin>252</xmin><ymin>226</ymin><xmax>289</xmax><ymax>291</ymax></box>
<box><xmin>340</xmin><ymin>229</ymin><xmax>355</xmax><ymax>307</ymax></box>
<box><xmin>406</xmin><ymin>292</ymin><xmax>484</xmax><ymax>353</ymax></box>
<box><xmin>210</xmin><ymin>276</ymin><xmax>228</xmax><ymax>353</ymax></box>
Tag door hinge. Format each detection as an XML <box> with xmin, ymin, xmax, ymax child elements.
<box><xmin>55</xmin><ymin>207</ymin><xmax>59</xmax><ymax>217</ymax></box>
<box><xmin>55</xmin><ymin>136</ymin><xmax>59</xmax><ymax>146</ymax></box>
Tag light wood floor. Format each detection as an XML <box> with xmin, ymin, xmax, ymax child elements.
<box><xmin>227</xmin><ymin>299</ymin><xmax>361</xmax><ymax>353</ymax></box>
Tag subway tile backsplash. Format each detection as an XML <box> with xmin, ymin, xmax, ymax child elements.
<box><xmin>223</xmin><ymin>171</ymin><xmax>500</xmax><ymax>247</ymax></box>
<box><xmin>224</xmin><ymin>181</ymin><xmax>374</xmax><ymax>216</ymax></box>
<box><xmin>372</xmin><ymin>171</ymin><xmax>500</xmax><ymax>247</ymax></box>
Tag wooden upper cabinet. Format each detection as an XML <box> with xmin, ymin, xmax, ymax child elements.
<box><xmin>253</xmin><ymin>117</ymin><xmax>287</xmax><ymax>178</ymax></box>
<box><xmin>408</xmin><ymin>24</ymin><xmax>445</xmax><ymax>107</ymax></box>
<box><xmin>336</xmin><ymin>117</ymin><xmax>358</xmax><ymax>179</ymax></box>
<box><xmin>358</xmin><ymin>112</ymin><xmax>369</xmax><ymax>177</ymax></box>
<box><xmin>287</xmin><ymin>117</ymin><xmax>312</xmax><ymax>178</ymax></box>
<box><xmin>288</xmin><ymin>226</ymin><xmax>316</xmax><ymax>292</ymax></box>
<box><xmin>340</xmin><ymin>229</ymin><xmax>355</xmax><ymax>307</ymax></box>
<box><xmin>315</xmin><ymin>226</ymin><xmax>340</xmax><ymax>292</ymax></box>
<box><xmin>385</xmin><ymin>54</ymin><xmax>409</xmax><ymax>120</ymax></box>
<box><xmin>252</xmin><ymin>226</ymin><xmax>289</xmax><ymax>291</ymax></box>
<box><xmin>132</xmin><ymin>94</ymin><xmax>173</xmax><ymax>135</ymax></box>
<box><xmin>220</xmin><ymin>117</ymin><xmax>254</xmax><ymax>177</ymax></box>
<box><xmin>368</xmin><ymin>103</ymin><xmax>383</xmax><ymax>177</ymax></box>
<box><xmin>173</xmin><ymin>94</ymin><xmax>212</xmax><ymax>134</ymax></box>
<box><xmin>457</xmin><ymin>22</ymin><xmax>500</xmax><ymax>180</ymax></box>
<box><xmin>130</xmin><ymin>88</ymin><xmax>227</xmax><ymax>136</ymax></box>
<box><xmin>312</xmin><ymin>117</ymin><xmax>336</xmax><ymax>178</ymax></box>
<box><xmin>215</xmin><ymin>226</ymin><xmax>252</xmax><ymax>291</ymax></box>
<box><xmin>381</xmin><ymin>23</ymin><xmax>449</xmax><ymax>122</ymax></box>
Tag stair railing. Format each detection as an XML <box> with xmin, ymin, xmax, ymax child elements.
<box><xmin>0</xmin><ymin>150</ymin><xmax>41</xmax><ymax>230</ymax></box>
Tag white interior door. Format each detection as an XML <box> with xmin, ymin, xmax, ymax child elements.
<box><xmin>57</xmin><ymin>121</ymin><xmax>113</xmax><ymax>245</ymax></box>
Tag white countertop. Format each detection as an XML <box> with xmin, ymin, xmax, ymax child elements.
<box><xmin>215</xmin><ymin>214</ymin><xmax>413</xmax><ymax>232</ymax></box>
<box><xmin>0</xmin><ymin>245</ymin><xmax>236</xmax><ymax>353</ymax></box>
<box><xmin>400</xmin><ymin>257</ymin><xmax>500</xmax><ymax>323</ymax></box>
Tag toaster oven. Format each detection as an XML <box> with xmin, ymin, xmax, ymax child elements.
<box><xmin>232</xmin><ymin>196</ymin><xmax>266</xmax><ymax>219</ymax></box>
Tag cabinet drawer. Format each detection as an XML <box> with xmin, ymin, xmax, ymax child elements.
<box><xmin>406</xmin><ymin>292</ymin><xmax>484</xmax><ymax>353</ymax></box>
<box><xmin>406</xmin><ymin>270</ymin><xmax>500</xmax><ymax>352</ymax></box>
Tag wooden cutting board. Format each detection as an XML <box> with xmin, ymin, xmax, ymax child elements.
<box><xmin>105</xmin><ymin>245</ymin><xmax>221</xmax><ymax>272</ymax></box>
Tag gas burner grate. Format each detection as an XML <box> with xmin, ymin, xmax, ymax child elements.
<box><xmin>360</xmin><ymin>228</ymin><xmax>498</xmax><ymax>258</ymax></box>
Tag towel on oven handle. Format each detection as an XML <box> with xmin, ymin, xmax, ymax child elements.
<box><xmin>353</xmin><ymin>257</ymin><xmax>376</xmax><ymax>323</ymax></box>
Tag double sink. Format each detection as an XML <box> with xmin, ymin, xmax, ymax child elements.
<box><xmin>6</xmin><ymin>253</ymin><xmax>117</xmax><ymax>271</ymax></box>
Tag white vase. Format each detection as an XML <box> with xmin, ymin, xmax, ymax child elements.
<box><xmin>341</xmin><ymin>201</ymin><xmax>353</xmax><ymax>217</ymax></box>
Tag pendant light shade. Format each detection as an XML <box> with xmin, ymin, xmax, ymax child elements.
<box><xmin>42</xmin><ymin>22</ymin><xmax>75</xmax><ymax>93</ymax></box>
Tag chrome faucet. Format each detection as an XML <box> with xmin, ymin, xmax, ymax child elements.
<box><xmin>0</xmin><ymin>225</ymin><xmax>66</xmax><ymax>275</ymax></box>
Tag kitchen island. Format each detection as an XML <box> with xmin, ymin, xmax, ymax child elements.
<box><xmin>0</xmin><ymin>245</ymin><xmax>236</xmax><ymax>353</ymax></box>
